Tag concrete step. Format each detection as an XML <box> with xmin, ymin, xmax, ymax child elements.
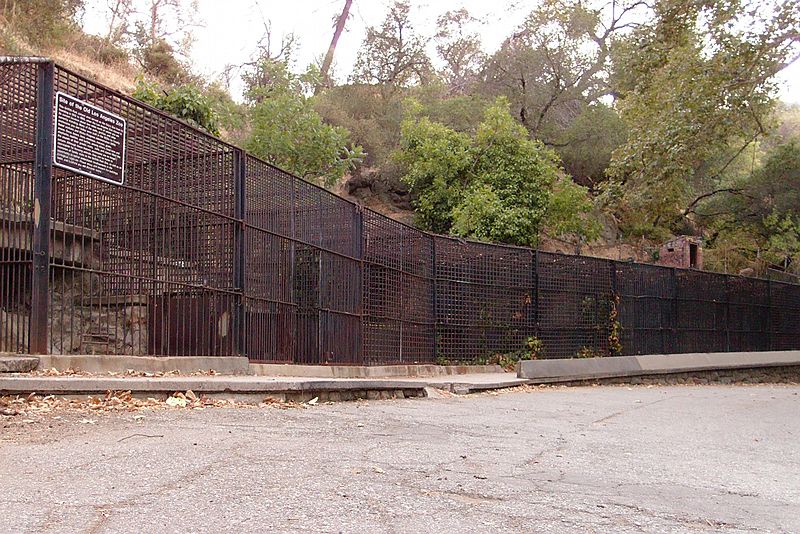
<box><xmin>0</xmin><ymin>375</ymin><xmax>430</xmax><ymax>403</ymax></box>
<box><xmin>0</xmin><ymin>356</ymin><xmax>39</xmax><ymax>373</ymax></box>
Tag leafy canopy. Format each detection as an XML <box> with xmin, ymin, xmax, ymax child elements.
<box><xmin>244</xmin><ymin>61</ymin><xmax>364</xmax><ymax>186</ymax></box>
<box><xmin>608</xmin><ymin>0</ymin><xmax>800</xmax><ymax>230</ymax></box>
<box><xmin>132</xmin><ymin>78</ymin><xmax>220</xmax><ymax>136</ymax></box>
<box><xmin>396</xmin><ymin>97</ymin><xmax>599</xmax><ymax>247</ymax></box>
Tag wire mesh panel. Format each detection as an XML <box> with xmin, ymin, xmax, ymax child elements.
<box><xmin>434</xmin><ymin>237</ymin><xmax>533</xmax><ymax>363</ymax></box>
<box><xmin>46</xmin><ymin>66</ymin><xmax>237</xmax><ymax>356</ymax></box>
<box><xmin>770</xmin><ymin>280</ymin><xmax>800</xmax><ymax>350</ymax></box>
<box><xmin>292</xmin><ymin>173</ymin><xmax>361</xmax><ymax>364</ymax></box>
<box><xmin>537</xmin><ymin>252</ymin><xmax>612</xmax><ymax>358</ymax></box>
<box><xmin>243</xmin><ymin>156</ymin><xmax>362</xmax><ymax>363</ymax></box>
<box><xmin>4</xmin><ymin>58</ymin><xmax>800</xmax><ymax>364</ymax></box>
<box><xmin>243</xmin><ymin>157</ymin><xmax>296</xmax><ymax>362</ymax></box>
<box><xmin>727</xmin><ymin>275</ymin><xmax>770</xmax><ymax>351</ymax></box>
<box><xmin>362</xmin><ymin>210</ymin><xmax>435</xmax><ymax>365</ymax></box>
<box><xmin>0</xmin><ymin>62</ymin><xmax>37</xmax><ymax>353</ymax></box>
<box><xmin>615</xmin><ymin>262</ymin><xmax>674</xmax><ymax>355</ymax></box>
<box><xmin>673</xmin><ymin>269</ymin><xmax>728</xmax><ymax>353</ymax></box>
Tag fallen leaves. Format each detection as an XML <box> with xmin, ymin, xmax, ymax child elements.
<box><xmin>30</xmin><ymin>368</ymin><xmax>219</xmax><ymax>378</ymax></box>
<box><xmin>0</xmin><ymin>388</ymin><xmax>298</xmax><ymax>426</ymax></box>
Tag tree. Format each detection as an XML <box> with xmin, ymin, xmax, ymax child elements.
<box><xmin>698</xmin><ymin>141</ymin><xmax>800</xmax><ymax>274</ymax></box>
<box><xmin>608</xmin><ymin>0</ymin><xmax>800</xmax><ymax>231</ymax></box>
<box><xmin>397</xmin><ymin>97</ymin><xmax>599</xmax><ymax>246</ymax></box>
<box><xmin>434</xmin><ymin>9</ymin><xmax>485</xmax><ymax>95</ymax></box>
<box><xmin>316</xmin><ymin>0</ymin><xmax>353</xmax><ymax>95</ymax></box>
<box><xmin>480</xmin><ymin>0</ymin><xmax>643</xmax><ymax>140</ymax></box>
<box><xmin>101</xmin><ymin>0</ymin><xmax>135</xmax><ymax>47</ymax></box>
<box><xmin>144</xmin><ymin>0</ymin><xmax>198</xmax><ymax>54</ymax></box>
<box><xmin>554</xmin><ymin>103</ymin><xmax>627</xmax><ymax>188</ymax></box>
<box><xmin>132</xmin><ymin>78</ymin><xmax>220</xmax><ymax>135</ymax></box>
<box><xmin>351</xmin><ymin>1</ymin><xmax>432</xmax><ymax>90</ymax></box>
<box><xmin>244</xmin><ymin>60</ymin><xmax>364</xmax><ymax>186</ymax></box>
<box><xmin>1</xmin><ymin>0</ymin><xmax>85</xmax><ymax>47</ymax></box>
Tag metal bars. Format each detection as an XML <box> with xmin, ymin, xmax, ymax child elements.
<box><xmin>1</xmin><ymin>58</ymin><xmax>799</xmax><ymax>364</ymax></box>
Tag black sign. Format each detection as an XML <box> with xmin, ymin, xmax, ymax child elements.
<box><xmin>53</xmin><ymin>92</ymin><xmax>127</xmax><ymax>185</ymax></box>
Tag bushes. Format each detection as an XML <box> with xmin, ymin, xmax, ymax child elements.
<box><xmin>0</xmin><ymin>0</ymin><xmax>84</xmax><ymax>48</ymax></box>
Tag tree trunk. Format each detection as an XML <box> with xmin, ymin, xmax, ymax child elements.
<box><xmin>150</xmin><ymin>0</ymin><xmax>159</xmax><ymax>43</ymax></box>
<box><xmin>315</xmin><ymin>0</ymin><xmax>353</xmax><ymax>95</ymax></box>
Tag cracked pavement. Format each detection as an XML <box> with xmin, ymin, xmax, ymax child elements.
<box><xmin>1</xmin><ymin>384</ymin><xmax>798</xmax><ymax>533</ymax></box>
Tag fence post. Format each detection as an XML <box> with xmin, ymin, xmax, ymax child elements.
<box><xmin>533</xmin><ymin>249</ymin><xmax>540</xmax><ymax>341</ymax></box>
<box><xmin>432</xmin><ymin>236</ymin><xmax>438</xmax><ymax>363</ymax></box>
<box><xmin>30</xmin><ymin>61</ymin><xmax>55</xmax><ymax>355</ymax></box>
<box><xmin>232</xmin><ymin>149</ymin><xmax>246</xmax><ymax>357</ymax></box>
<box><xmin>724</xmin><ymin>275</ymin><xmax>731</xmax><ymax>352</ymax></box>
<box><xmin>608</xmin><ymin>260</ymin><xmax>617</xmax><ymax>356</ymax></box>
<box><xmin>767</xmin><ymin>278</ymin><xmax>773</xmax><ymax>351</ymax></box>
<box><xmin>354</xmin><ymin>204</ymin><xmax>364</xmax><ymax>365</ymax></box>
<box><xmin>670</xmin><ymin>267</ymin><xmax>678</xmax><ymax>354</ymax></box>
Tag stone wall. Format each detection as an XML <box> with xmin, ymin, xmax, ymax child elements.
<box><xmin>48</xmin><ymin>271</ymin><xmax>148</xmax><ymax>356</ymax></box>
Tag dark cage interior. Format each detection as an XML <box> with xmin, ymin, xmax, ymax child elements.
<box><xmin>1</xmin><ymin>58</ymin><xmax>799</xmax><ymax>363</ymax></box>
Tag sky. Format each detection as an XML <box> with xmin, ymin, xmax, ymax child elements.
<box><xmin>83</xmin><ymin>0</ymin><xmax>800</xmax><ymax>104</ymax></box>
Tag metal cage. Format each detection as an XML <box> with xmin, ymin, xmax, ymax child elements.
<box><xmin>0</xmin><ymin>58</ymin><xmax>798</xmax><ymax>363</ymax></box>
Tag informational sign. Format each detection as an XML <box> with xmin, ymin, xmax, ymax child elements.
<box><xmin>53</xmin><ymin>92</ymin><xmax>127</xmax><ymax>185</ymax></box>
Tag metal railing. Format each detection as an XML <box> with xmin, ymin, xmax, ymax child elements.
<box><xmin>1</xmin><ymin>58</ymin><xmax>798</xmax><ymax>363</ymax></box>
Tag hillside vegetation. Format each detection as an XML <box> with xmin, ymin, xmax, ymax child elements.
<box><xmin>2</xmin><ymin>0</ymin><xmax>799</xmax><ymax>277</ymax></box>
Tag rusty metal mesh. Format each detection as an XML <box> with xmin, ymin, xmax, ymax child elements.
<box><xmin>1</xmin><ymin>59</ymin><xmax>798</xmax><ymax>362</ymax></box>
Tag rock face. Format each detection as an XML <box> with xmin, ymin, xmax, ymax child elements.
<box><xmin>0</xmin><ymin>309</ymin><xmax>29</xmax><ymax>354</ymax></box>
<box><xmin>48</xmin><ymin>281</ymin><xmax>149</xmax><ymax>356</ymax></box>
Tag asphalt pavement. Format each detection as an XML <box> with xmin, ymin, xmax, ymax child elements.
<box><xmin>1</xmin><ymin>384</ymin><xmax>798</xmax><ymax>533</ymax></box>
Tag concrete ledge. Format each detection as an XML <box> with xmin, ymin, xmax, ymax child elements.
<box><xmin>0</xmin><ymin>375</ymin><xmax>428</xmax><ymax>398</ymax></box>
<box><xmin>0</xmin><ymin>356</ymin><xmax>39</xmax><ymax>373</ymax></box>
<box><xmin>250</xmin><ymin>363</ymin><xmax>505</xmax><ymax>378</ymax></box>
<box><xmin>517</xmin><ymin>351</ymin><xmax>800</xmax><ymax>381</ymax></box>
<box><xmin>35</xmin><ymin>355</ymin><xmax>251</xmax><ymax>376</ymax></box>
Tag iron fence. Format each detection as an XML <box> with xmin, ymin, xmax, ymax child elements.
<box><xmin>1</xmin><ymin>58</ymin><xmax>799</xmax><ymax>363</ymax></box>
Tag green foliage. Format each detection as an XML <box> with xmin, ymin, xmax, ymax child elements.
<box><xmin>203</xmin><ymin>83</ymin><xmax>248</xmax><ymax>142</ymax></box>
<box><xmin>526</xmin><ymin>336</ymin><xmax>543</xmax><ymax>360</ymax></box>
<box><xmin>397</xmin><ymin>97</ymin><xmax>598</xmax><ymax>246</ymax></box>
<box><xmin>132</xmin><ymin>78</ymin><xmax>220</xmax><ymax>136</ymax></box>
<box><xmin>135</xmin><ymin>38</ymin><xmax>189</xmax><ymax>85</ymax></box>
<box><xmin>396</xmin><ymin>109</ymin><xmax>472</xmax><ymax>232</ymax></box>
<box><xmin>0</xmin><ymin>0</ymin><xmax>84</xmax><ymax>48</ymax></box>
<box><xmin>555</xmin><ymin>104</ymin><xmax>627</xmax><ymax>188</ymax></box>
<box><xmin>748</xmin><ymin>141</ymin><xmax>800</xmax><ymax>221</ymax></box>
<box><xmin>244</xmin><ymin>61</ymin><xmax>364</xmax><ymax>186</ymax></box>
<box><xmin>351</xmin><ymin>1</ymin><xmax>432</xmax><ymax>88</ymax></box>
<box><xmin>609</xmin><ymin>0</ymin><xmax>800</xmax><ymax>230</ymax></box>
<box><xmin>544</xmin><ymin>177</ymin><xmax>601</xmax><ymax>243</ymax></box>
<box><xmin>763</xmin><ymin>213</ymin><xmax>800</xmax><ymax>269</ymax></box>
<box><xmin>701</xmin><ymin>140</ymin><xmax>800</xmax><ymax>274</ymax></box>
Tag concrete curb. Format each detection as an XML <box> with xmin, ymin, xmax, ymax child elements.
<box><xmin>517</xmin><ymin>351</ymin><xmax>800</xmax><ymax>381</ymax></box>
<box><xmin>0</xmin><ymin>372</ymin><xmax>530</xmax><ymax>399</ymax></box>
<box><xmin>0</xmin><ymin>356</ymin><xmax>39</xmax><ymax>373</ymax></box>
<box><xmin>441</xmin><ymin>379</ymin><xmax>531</xmax><ymax>395</ymax></box>
<box><xmin>35</xmin><ymin>355</ymin><xmax>251</xmax><ymax>375</ymax></box>
<box><xmin>0</xmin><ymin>376</ymin><xmax>429</xmax><ymax>395</ymax></box>
<box><xmin>249</xmin><ymin>363</ymin><xmax>505</xmax><ymax>378</ymax></box>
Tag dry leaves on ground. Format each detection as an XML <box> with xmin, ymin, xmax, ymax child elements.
<box><xmin>0</xmin><ymin>389</ymin><xmax>297</xmax><ymax>423</ymax></box>
<box><xmin>29</xmin><ymin>368</ymin><xmax>220</xmax><ymax>378</ymax></box>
